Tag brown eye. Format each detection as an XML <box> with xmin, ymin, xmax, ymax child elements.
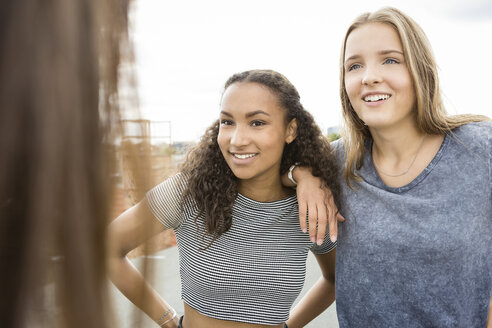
<box><xmin>220</xmin><ymin>119</ymin><xmax>233</xmax><ymax>126</ymax></box>
<box><xmin>251</xmin><ymin>120</ymin><xmax>266</xmax><ymax>127</ymax></box>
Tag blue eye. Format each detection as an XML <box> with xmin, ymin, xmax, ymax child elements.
<box><xmin>348</xmin><ymin>63</ymin><xmax>361</xmax><ymax>71</ymax></box>
<box><xmin>384</xmin><ymin>58</ymin><xmax>398</xmax><ymax>64</ymax></box>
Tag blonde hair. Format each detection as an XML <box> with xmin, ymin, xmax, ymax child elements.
<box><xmin>339</xmin><ymin>7</ymin><xmax>489</xmax><ymax>187</ymax></box>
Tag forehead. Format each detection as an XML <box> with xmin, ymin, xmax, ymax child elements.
<box><xmin>221</xmin><ymin>82</ymin><xmax>281</xmax><ymax>110</ymax></box>
<box><xmin>345</xmin><ymin>22</ymin><xmax>403</xmax><ymax>58</ymax></box>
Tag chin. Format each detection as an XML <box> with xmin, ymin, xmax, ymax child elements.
<box><xmin>363</xmin><ymin>117</ymin><xmax>395</xmax><ymax>130</ymax></box>
<box><xmin>229</xmin><ymin>169</ymin><xmax>253</xmax><ymax>181</ymax></box>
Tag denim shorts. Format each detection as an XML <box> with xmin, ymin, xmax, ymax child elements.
<box><xmin>177</xmin><ymin>316</ymin><xmax>288</xmax><ymax>328</ymax></box>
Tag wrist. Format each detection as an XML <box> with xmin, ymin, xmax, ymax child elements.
<box><xmin>292</xmin><ymin>165</ymin><xmax>312</xmax><ymax>183</ymax></box>
<box><xmin>287</xmin><ymin>163</ymin><xmax>300</xmax><ymax>186</ymax></box>
<box><xmin>159</xmin><ymin>315</ymin><xmax>178</xmax><ymax>328</ymax></box>
<box><xmin>156</xmin><ymin>308</ymin><xmax>176</xmax><ymax>327</ymax></box>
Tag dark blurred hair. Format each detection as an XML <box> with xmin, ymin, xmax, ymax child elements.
<box><xmin>181</xmin><ymin>69</ymin><xmax>341</xmax><ymax>242</ymax></box>
<box><xmin>0</xmin><ymin>0</ymin><xmax>134</xmax><ymax>327</ymax></box>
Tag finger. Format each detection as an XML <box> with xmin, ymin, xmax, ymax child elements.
<box><xmin>325</xmin><ymin>193</ymin><xmax>340</xmax><ymax>221</ymax></box>
<box><xmin>308</xmin><ymin>201</ymin><xmax>318</xmax><ymax>242</ymax></box>
<box><xmin>316</xmin><ymin>204</ymin><xmax>328</xmax><ymax>245</ymax></box>
<box><xmin>323</xmin><ymin>188</ymin><xmax>340</xmax><ymax>241</ymax></box>
<box><xmin>298</xmin><ymin>198</ymin><xmax>308</xmax><ymax>233</ymax></box>
<box><xmin>336</xmin><ymin>212</ymin><xmax>345</xmax><ymax>222</ymax></box>
<box><xmin>327</xmin><ymin>203</ymin><xmax>338</xmax><ymax>243</ymax></box>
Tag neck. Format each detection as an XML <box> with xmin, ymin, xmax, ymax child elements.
<box><xmin>370</xmin><ymin>122</ymin><xmax>425</xmax><ymax>160</ymax></box>
<box><xmin>238</xmin><ymin>177</ymin><xmax>293</xmax><ymax>202</ymax></box>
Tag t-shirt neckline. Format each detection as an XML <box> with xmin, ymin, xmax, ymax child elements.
<box><xmin>365</xmin><ymin>133</ymin><xmax>450</xmax><ymax>193</ymax></box>
<box><xmin>235</xmin><ymin>192</ymin><xmax>297</xmax><ymax>210</ymax></box>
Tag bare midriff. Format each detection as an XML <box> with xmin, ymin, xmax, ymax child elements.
<box><xmin>182</xmin><ymin>303</ymin><xmax>285</xmax><ymax>328</ymax></box>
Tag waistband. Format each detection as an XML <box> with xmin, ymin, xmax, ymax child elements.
<box><xmin>177</xmin><ymin>316</ymin><xmax>288</xmax><ymax>328</ymax></box>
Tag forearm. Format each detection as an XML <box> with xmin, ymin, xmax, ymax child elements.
<box><xmin>109</xmin><ymin>256</ymin><xmax>175</xmax><ymax>325</ymax></box>
<box><xmin>487</xmin><ymin>296</ymin><xmax>492</xmax><ymax>328</ymax></box>
<box><xmin>286</xmin><ymin>276</ymin><xmax>335</xmax><ymax>328</ymax></box>
<box><xmin>281</xmin><ymin>166</ymin><xmax>313</xmax><ymax>188</ymax></box>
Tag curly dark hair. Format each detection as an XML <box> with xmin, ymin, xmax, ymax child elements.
<box><xmin>180</xmin><ymin>69</ymin><xmax>341</xmax><ymax>241</ymax></box>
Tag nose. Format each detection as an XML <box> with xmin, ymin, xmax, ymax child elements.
<box><xmin>361</xmin><ymin>65</ymin><xmax>382</xmax><ymax>85</ymax></box>
<box><xmin>230</xmin><ymin>125</ymin><xmax>249</xmax><ymax>147</ymax></box>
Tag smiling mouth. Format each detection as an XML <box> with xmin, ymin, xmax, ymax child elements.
<box><xmin>363</xmin><ymin>94</ymin><xmax>391</xmax><ymax>102</ymax></box>
<box><xmin>232</xmin><ymin>153</ymin><xmax>257</xmax><ymax>159</ymax></box>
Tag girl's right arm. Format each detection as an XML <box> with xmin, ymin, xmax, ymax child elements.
<box><xmin>108</xmin><ymin>199</ymin><xmax>180</xmax><ymax>328</ymax></box>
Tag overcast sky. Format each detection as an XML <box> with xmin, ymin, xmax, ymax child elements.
<box><xmin>129</xmin><ymin>0</ymin><xmax>492</xmax><ymax>142</ymax></box>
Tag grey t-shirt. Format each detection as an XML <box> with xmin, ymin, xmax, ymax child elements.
<box><xmin>334</xmin><ymin>122</ymin><xmax>492</xmax><ymax>327</ymax></box>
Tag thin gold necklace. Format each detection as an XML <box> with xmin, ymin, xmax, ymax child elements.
<box><xmin>372</xmin><ymin>134</ymin><xmax>427</xmax><ymax>177</ymax></box>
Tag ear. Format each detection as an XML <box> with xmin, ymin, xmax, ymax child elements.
<box><xmin>285</xmin><ymin>118</ymin><xmax>298</xmax><ymax>144</ymax></box>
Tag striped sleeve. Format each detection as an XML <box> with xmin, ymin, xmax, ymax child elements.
<box><xmin>145</xmin><ymin>173</ymin><xmax>188</xmax><ymax>229</ymax></box>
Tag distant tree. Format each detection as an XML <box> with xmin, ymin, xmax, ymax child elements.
<box><xmin>327</xmin><ymin>133</ymin><xmax>341</xmax><ymax>141</ymax></box>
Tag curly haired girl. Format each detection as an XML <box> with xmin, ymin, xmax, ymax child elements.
<box><xmin>108</xmin><ymin>69</ymin><xmax>341</xmax><ymax>328</ymax></box>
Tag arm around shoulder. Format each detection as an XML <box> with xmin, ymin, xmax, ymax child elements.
<box><xmin>287</xmin><ymin>165</ymin><xmax>344</xmax><ymax>243</ymax></box>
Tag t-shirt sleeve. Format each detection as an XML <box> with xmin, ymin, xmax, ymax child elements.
<box><xmin>145</xmin><ymin>173</ymin><xmax>188</xmax><ymax>229</ymax></box>
<box><xmin>310</xmin><ymin>233</ymin><xmax>337</xmax><ymax>254</ymax></box>
<box><xmin>330</xmin><ymin>138</ymin><xmax>346</xmax><ymax>170</ymax></box>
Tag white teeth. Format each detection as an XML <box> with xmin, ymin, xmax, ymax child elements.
<box><xmin>364</xmin><ymin>94</ymin><xmax>390</xmax><ymax>102</ymax></box>
<box><xmin>233</xmin><ymin>153</ymin><xmax>256</xmax><ymax>159</ymax></box>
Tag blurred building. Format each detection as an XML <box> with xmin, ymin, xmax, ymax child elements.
<box><xmin>112</xmin><ymin>119</ymin><xmax>180</xmax><ymax>256</ymax></box>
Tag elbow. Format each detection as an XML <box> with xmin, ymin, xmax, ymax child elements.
<box><xmin>108</xmin><ymin>244</ymin><xmax>129</xmax><ymax>263</ymax></box>
<box><xmin>324</xmin><ymin>274</ymin><xmax>335</xmax><ymax>287</ymax></box>
<box><xmin>322</xmin><ymin>269</ymin><xmax>335</xmax><ymax>287</ymax></box>
<box><xmin>107</xmin><ymin>226</ymin><xmax>130</xmax><ymax>260</ymax></box>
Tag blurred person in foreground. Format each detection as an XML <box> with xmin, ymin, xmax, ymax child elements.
<box><xmin>0</xmin><ymin>1</ymin><xmax>138</xmax><ymax>327</ymax></box>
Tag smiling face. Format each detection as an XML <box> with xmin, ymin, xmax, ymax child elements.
<box><xmin>217</xmin><ymin>82</ymin><xmax>296</xmax><ymax>187</ymax></box>
<box><xmin>343</xmin><ymin>22</ymin><xmax>416</xmax><ymax>132</ymax></box>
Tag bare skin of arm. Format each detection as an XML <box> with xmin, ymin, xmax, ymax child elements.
<box><xmin>282</xmin><ymin>166</ymin><xmax>344</xmax><ymax>244</ymax></box>
<box><xmin>286</xmin><ymin>249</ymin><xmax>336</xmax><ymax>328</ymax></box>
<box><xmin>109</xmin><ymin>201</ymin><xmax>286</xmax><ymax>328</ymax></box>
<box><xmin>487</xmin><ymin>297</ymin><xmax>492</xmax><ymax>328</ymax></box>
<box><xmin>108</xmin><ymin>200</ymin><xmax>180</xmax><ymax>328</ymax></box>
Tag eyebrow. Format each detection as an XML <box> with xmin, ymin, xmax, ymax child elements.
<box><xmin>220</xmin><ymin>110</ymin><xmax>271</xmax><ymax>118</ymax></box>
<box><xmin>345</xmin><ymin>49</ymin><xmax>404</xmax><ymax>64</ymax></box>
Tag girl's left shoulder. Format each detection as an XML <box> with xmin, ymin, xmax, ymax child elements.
<box><xmin>452</xmin><ymin>121</ymin><xmax>492</xmax><ymax>147</ymax></box>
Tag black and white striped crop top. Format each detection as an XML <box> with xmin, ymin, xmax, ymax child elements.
<box><xmin>145</xmin><ymin>173</ymin><xmax>336</xmax><ymax>325</ymax></box>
